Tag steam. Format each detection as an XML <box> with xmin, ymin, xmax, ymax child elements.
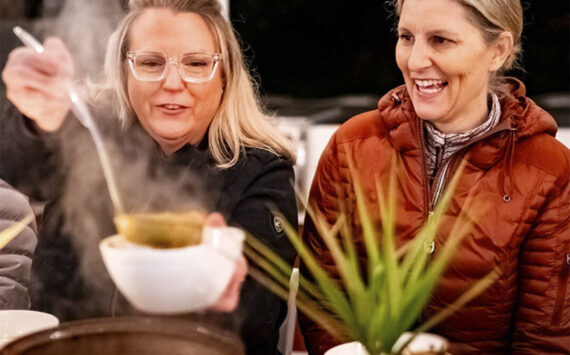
<box><xmin>34</xmin><ymin>0</ymin><xmax>123</xmax><ymax>78</ymax></box>
<box><xmin>52</xmin><ymin>116</ymin><xmax>220</xmax><ymax>319</ymax></box>
<box><xmin>22</xmin><ymin>0</ymin><xmax>224</xmax><ymax>320</ymax></box>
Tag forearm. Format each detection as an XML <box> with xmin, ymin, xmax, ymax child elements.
<box><xmin>0</xmin><ymin>105</ymin><xmax>62</xmax><ymax>200</ymax></box>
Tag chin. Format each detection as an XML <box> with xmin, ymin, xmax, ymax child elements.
<box><xmin>411</xmin><ymin>105</ymin><xmax>443</xmax><ymax>122</ymax></box>
<box><xmin>150</xmin><ymin>124</ymin><xmax>190</xmax><ymax>139</ymax></box>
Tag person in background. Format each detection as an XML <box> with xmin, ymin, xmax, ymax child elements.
<box><xmin>1</xmin><ymin>0</ymin><xmax>297</xmax><ymax>353</ymax></box>
<box><xmin>299</xmin><ymin>0</ymin><xmax>570</xmax><ymax>353</ymax></box>
<box><xmin>0</xmin><ymin>179</ymin><xmax>37</xmax><ymax>310</ymax></box>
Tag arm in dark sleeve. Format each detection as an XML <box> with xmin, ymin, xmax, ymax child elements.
<box><xmin>223</xmin><ymin>150</ymin><xmax>298</xmax><ymax>355</ymax></box>
<box><xmin>0</xmin><ymin>179</ymin><xmax>38</xmax><ymax>309</ymax></box>
<box><xmin>0</xmin><ymin>104</ymin><xmax>63</xmax><ymax>201</ymax></box>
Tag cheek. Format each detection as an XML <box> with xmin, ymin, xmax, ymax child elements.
<box><xmin>127</xmin><ymin>78</ymin><xmax>151</xmax><ymax>117</ymax></box>
<box><xmin>127</xmin><ymin>78</ymin><xmax>140</xmax><ymax>111</ymax></box>
<box><xmin>451</xmin><ymin>46</ymin><xmax>491</xmax><ymax>79</ymax></box>
<box><xmin>452</xmin><ymin>60</ymin><xmax>489</xmax><ymax>90</ymax></box>
<box><xmin>198</xmin><ymin>80</ymin><xmax>224</xmax><ymax>112</ymax></box>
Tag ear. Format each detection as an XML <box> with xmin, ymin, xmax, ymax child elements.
<box><xmin>489</xmin><ymin>31</ymin><xmax>514</xmax><ymax>72</ymax></box>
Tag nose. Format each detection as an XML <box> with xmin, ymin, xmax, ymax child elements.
<box><xmin>162</xmin><ymin>60</ymin><xmax>185</xmax><ymax>90</ymax></box>
<box><xmin>407</xmin><ymin>41</ymin><xmax>431</xmax><ymax>71</ymax></box>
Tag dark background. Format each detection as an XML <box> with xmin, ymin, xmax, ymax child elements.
<box><xmin>1</xmin><ymin>0</ymin><xmax>569</xmax><ymax>122</ymax></box>
<box><xmin>231</xmin><ymin>0</ymin><xmax>569</xmax><ymax>99</ymax></box>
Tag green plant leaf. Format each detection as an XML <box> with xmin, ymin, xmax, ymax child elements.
<box><xmin>281</xmin><ymin>216</ymin><xmax>357</xmax><ymax>329</ymax></box>
<box><xmin>245</xmin><ymin>157</ymin><xmax>497</xmax><ymax>355</ymax></box>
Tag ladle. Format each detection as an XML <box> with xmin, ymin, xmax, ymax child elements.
<box><xmin>114</xmin><ymin>211</ymin><xmax>205</xmax><ymax>248</ymax></box>
<box><xmin>13</xmin><ymin>27</ymin><xmax>205</xmax><ymax>248</ymax></box>
<box><xmin>13</xmin><ymin>26</ymin><xmax>124</xmax><ymax>215</ymax></box>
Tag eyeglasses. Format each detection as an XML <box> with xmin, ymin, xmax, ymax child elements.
<box><xmin>126</xmin><ymin>51</ymin><xmax>221</xmax><ymax>83</ymax></box>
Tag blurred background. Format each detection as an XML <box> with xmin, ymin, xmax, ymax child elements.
<box><xmin>0</xmin><ymin>2</ymin><xmax>568</xmax><ymax>353</ymax></box>
<box><xmin>0</xmin><ymin>0</ymin><xmax>569</xmax><ymax>197</ymax></box>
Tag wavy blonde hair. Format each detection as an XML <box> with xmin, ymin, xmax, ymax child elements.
<box><xmin>91</xmin><ymin>0</ymin><xmax>295</xmax><ymax>168</ymax></box>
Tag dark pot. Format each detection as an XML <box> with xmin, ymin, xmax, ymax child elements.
<box><xmin>0</xmin><ymin>316</ymin><xmax>244</xmax><ymax>355</ymax></box>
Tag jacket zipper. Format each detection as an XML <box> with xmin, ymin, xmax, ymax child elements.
<box><xmin>431</xmin><ymin>160</ymin><xmax>450</xmax><ymax>208</ymax></box>
<box><xmin>418</xmin><ymin>119</ymin><xmax>431</xmax><ymax>220</ymax></box>
<box><xmin>417</xmin><ymin>118</ymin><xmax>436</xmax><ymax>325</ymax></box>
<box><xmin>552</xmin><ymin>252</ymin><xmax>569</xmax><ymax>325</ymax></box>
<box><xmin>415</xmin><ymin>116</ymin><xmax>513</xmax><ymax>324</ymax></box>
<box><xmin>425</xmin><ymin>117</ymin><xmax>514</xmax><ymax>213</ymax></box>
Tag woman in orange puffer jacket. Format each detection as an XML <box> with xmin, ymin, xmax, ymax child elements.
<box><xmin>299</xmin><ymin>0</ymin><xmax>570</xmax><ymax>354</ymax></box>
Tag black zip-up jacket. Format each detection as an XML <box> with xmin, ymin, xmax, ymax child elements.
<box><xmin>0</xmin><ymin>104</ymin><xmax>297</xmax><ymax>355</ymax></box>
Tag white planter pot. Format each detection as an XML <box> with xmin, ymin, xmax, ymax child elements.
<box><xmin>325</xmin><ymin>341</ymin><xmax>368</xmax><ymax>355</ymax></box>
<box><xmin>324</xmin><ymin>332</ymin><xmax>449</xmax><ymax>355</ymax></box>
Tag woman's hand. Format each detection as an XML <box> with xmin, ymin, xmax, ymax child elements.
<box><xmin>209</xmin><ymin>254</ymin><xmax>247</xmax><ymax>312</ymax></box>
<box><xmin>203</xmin><ymin>213</ymin><xmax>248</xmax><ymax>312</ymax></box>
<box><xmin>1</xmin><ymin>37</ymin><xmax>74</xmax><ymax>132</ymax></box>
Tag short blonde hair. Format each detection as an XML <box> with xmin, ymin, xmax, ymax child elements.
<box><xmin>390</xmin><ymin>0</ymin><xmax>523</xmax><ymax>91</ymax></box>
<box><xmin>91</xmin><ymin>0</ymin><xmax>295</xmax><ymax>168</ymax></box>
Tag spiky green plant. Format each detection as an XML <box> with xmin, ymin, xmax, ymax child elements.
<box><xmin>245</xmin><ymin>159</ymin><xmax>499</xmax><ymax>355</ymax></box>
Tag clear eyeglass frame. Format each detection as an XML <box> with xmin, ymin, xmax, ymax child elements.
<box><xmin>126</xmin><ymin>50</ymin><xmax>222</xmax><ymax>83</ymax></box>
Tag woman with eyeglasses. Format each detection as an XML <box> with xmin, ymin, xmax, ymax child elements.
<box><xmin>1</xmin><ymin>1</ymin><xmax>297</xmax><ymax>353</ymax></box>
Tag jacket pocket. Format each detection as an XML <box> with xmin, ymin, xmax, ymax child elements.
<box><xmin>551</xmin><ymin>253</ymin><xmax>569</xmax><ymax>326</ymax></box>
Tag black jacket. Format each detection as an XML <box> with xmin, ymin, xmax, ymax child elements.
<box><xmin>0</xmin><ymin>105</ymin><xmax>297</xmax><ymax>355</ymax></box>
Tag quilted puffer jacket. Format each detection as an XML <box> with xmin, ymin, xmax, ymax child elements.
<box><xmin>0</xmin><ymin>179</ymin><xmax>37</xmax><ymax>309</ymax></box>
<box><xmin>300</xmin><ymin>79</ymin><xmax>570</xmax><ymax>354</ymax></box>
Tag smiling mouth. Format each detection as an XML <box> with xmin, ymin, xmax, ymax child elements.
<box><xmin>414</xmin><ymin>79</ymin><xmax>448</xmax><ymax>94</ymax></box>
<box><xmin>158</xmin><ymin>104</ymin><xmax>187</xmax><ymax>111</ymax></box>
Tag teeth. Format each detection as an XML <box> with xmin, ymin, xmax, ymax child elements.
<box><xmin>419</xmin><ymin>87</ymin><xmax>441</xmax><ymax>94</ymax></box>
<box><xmin>163</xmin><ymin>104</ymin><xmax>182</xmax><ymax>110</ymax></box>
<box><xmin>414</xmin><ymin>79</ymin><xmax>447</xmax><ymax>94</ymax></box>
<box><xmin>414</xmin><ymin>79</ymin><xmax>445</xmax><ymax>87</ymax></box>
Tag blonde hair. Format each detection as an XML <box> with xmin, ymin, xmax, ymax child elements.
<box><xmin>91</xmin><ymin>0</ymin><xmax>295</xmax><ymax>168</ymax></box>
<box><xmin>390</xmin><ymin>0</ymin><xmax>523</xmax><ymax>91</ymax></box>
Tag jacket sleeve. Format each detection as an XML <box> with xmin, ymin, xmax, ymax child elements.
<box><xmin>299</xmin><ymin>132</ymin><xmax>346</xmax><ymax>355</ymax></box>
<box><xmin>0</xmin><ymin>105</ymin><xmax>64</xmax><ymax>202</ymax></box>
<box><xmin>0</xmin><ymin>180</ymin><xmax>38</xmax><ymax>309</ymax></box>
<box><xmin>225</xmin><ymin>152</ymin><xmax>298</xmax><ymax>355</ymax></box>
<box><xmin>511</xmin><ymin>169</ymin><xmax>570</xmax><ymax>354</ymax></box>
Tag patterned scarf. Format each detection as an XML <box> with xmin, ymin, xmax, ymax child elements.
<box><xmin>424</xmin><ymin>92</ymin><xmax>501</xmax><ymax>185</ymax></box>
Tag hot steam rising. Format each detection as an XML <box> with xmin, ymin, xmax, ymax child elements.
<box><xmin>0</xmin><ymin>0</ymin><xmax>222</xmax><ymax>320</ymax></box>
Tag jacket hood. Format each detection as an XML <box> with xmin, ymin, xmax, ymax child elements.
<box><xmin>498</xmin><ymin>78</ymin><xmax>558</xmax><ymax>139</ymax></box>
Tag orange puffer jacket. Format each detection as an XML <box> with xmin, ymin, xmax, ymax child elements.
<box><xmin>300</xmin><ymin>78</ymin><xmax>570</xmax><ymax>355</ymax></box>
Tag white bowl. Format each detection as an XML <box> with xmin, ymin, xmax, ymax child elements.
<box><xmin>325</xmin><ymin>332</ymin><xmax>449</xmax><ymax>355</ymax></box>
<box><xmin>0</xmin><ymin>310</ymin><xmax>59</xmax><ymax>349</ymax></box>
<box><xmin>99</xmin><ymin>226</ymin><xmax>244</xmax><ymax>314</ymax></box>
<box><xmin>325</xmin><ymin>341</ymin><xmax>368</xmax><ymax>355</ymax></box>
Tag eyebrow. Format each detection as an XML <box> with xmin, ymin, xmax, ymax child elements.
<box><xmin>398</xmin><ymin>26</ymin><xmax>461</xmax><ymax>39</ymax></box>
<box><xmin>428</xmin><ymin>29</ymin><xmax>461</xmax><ymax>38</ymax></box>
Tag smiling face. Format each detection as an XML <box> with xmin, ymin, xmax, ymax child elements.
<box><xmin>127</xmin><ymin>8</ymin><xmax>224</xmax><ymax>155</ymax></box>
<box><xmin>395</xmin><ymin>0</ymin><xmax>505</xmax><ymax>133</ymax></box>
